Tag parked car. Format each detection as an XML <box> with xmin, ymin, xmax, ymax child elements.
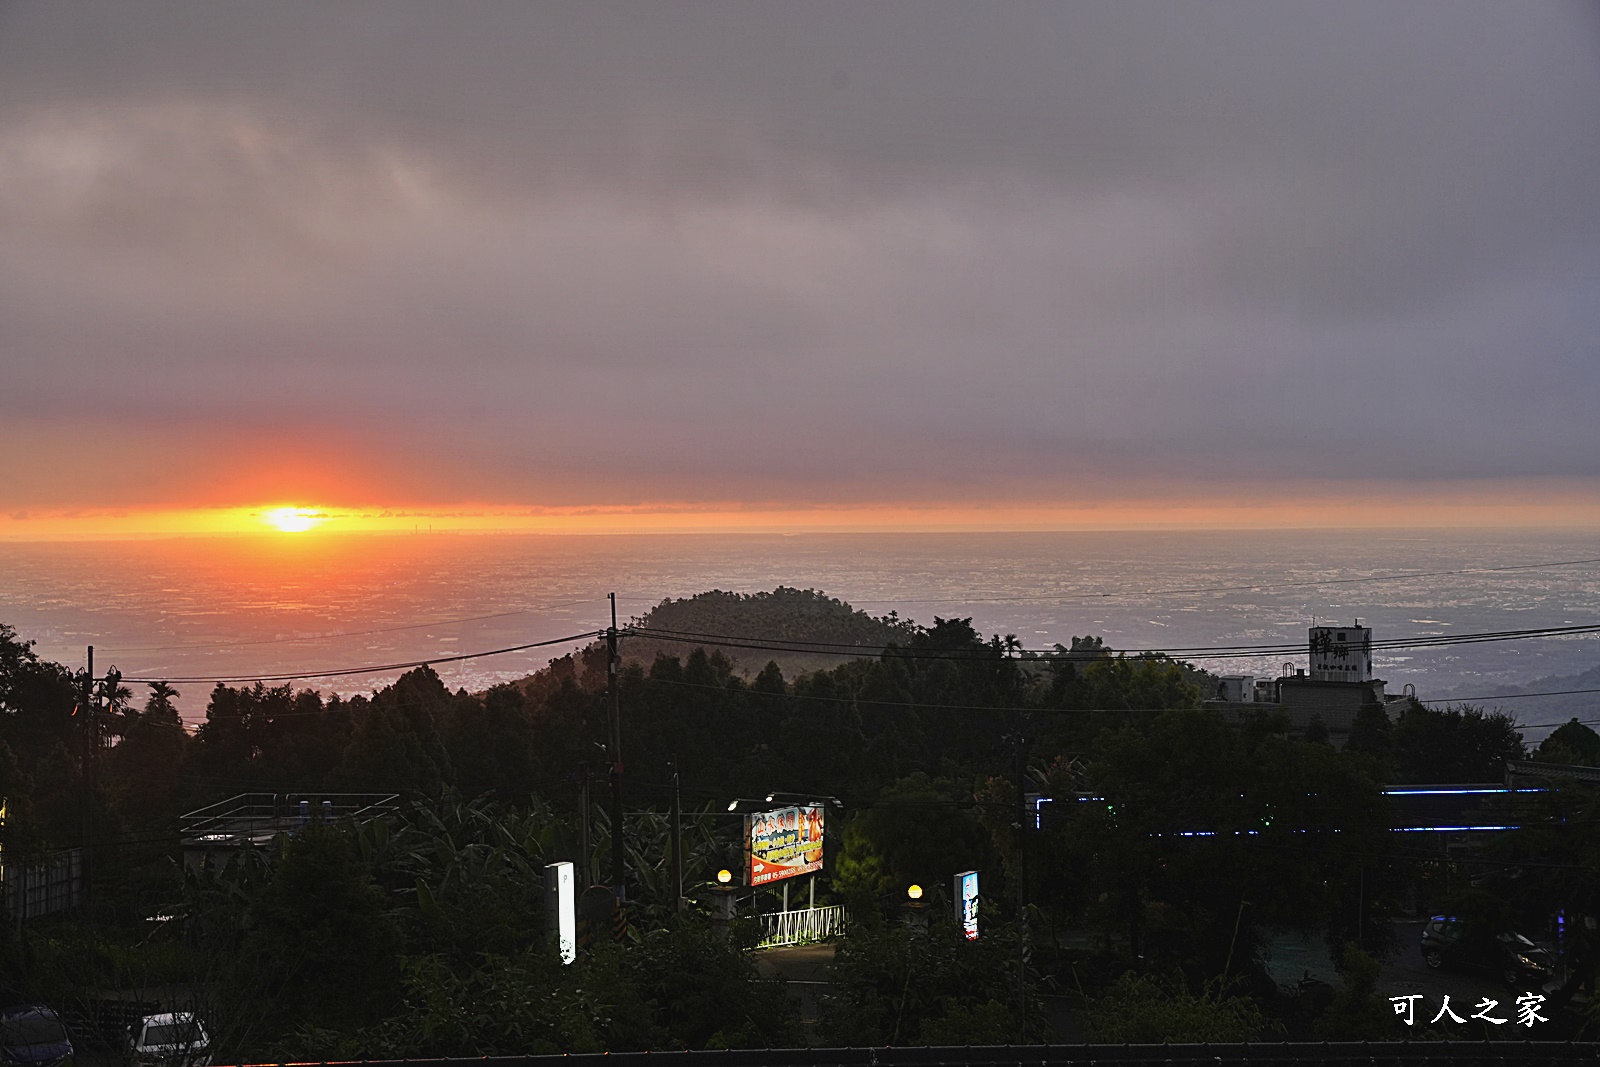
<box><xmin>0</xmin><ymin>1005</ymin><xmax>74</xmax><ymax>1067</ymax></box>
<box><xmin>126</xmin><ymin>1014</ymin><xmax>210</xmax><ymax>1067</ymax></box>
<box><xmin>1420</xmin><ymin>915</ymin><xmax>1555</xmax><ymax>988</ymax></box>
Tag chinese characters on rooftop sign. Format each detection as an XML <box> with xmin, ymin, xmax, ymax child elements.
<box><xmin>1309</xmin><ymin>624</ymin><xmax>1373</xmax><ymax>682</ymax></box>
<box><xmin>745</xmin><ymin>804</ymin><xmax>824</xmax><ymax>886</ymax></box>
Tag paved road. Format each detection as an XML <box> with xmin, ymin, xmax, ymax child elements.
<box><xmin>1376</xmin><ymin>920</ymin><xmax>1562</xmax><ymax>1034</ymax></box>
<box><xmin>755</xmin><ymin>943</ymin><xmax>835</xmax><ymax>984</ymax></box>
<box><xmin>756</xmin><ymin>943</ymin><xmax>836</xmax><ymax>1042</ymax></box>
<box><xmin>759</xmin><ymin>930</ymin><xmax>1571</xmax><ymax>1040</ymax></box>
<box><xmin>756</xmin><ymin>942</ymin><xmax>1082</xmax><ymax>1040</ymax></box>
<box><xmin>1266</xmin><ymin>921</ymin><xmax>1562</xmax><ymax>1032</ymax></box>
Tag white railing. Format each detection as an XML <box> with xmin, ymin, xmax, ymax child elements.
<box><xmin>758</xmin><ymin>904</ymin><xmax>846</xmax><ymax>948</ymax></box>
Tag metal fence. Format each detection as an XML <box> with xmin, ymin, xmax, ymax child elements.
<box><xmin>180</xmin><ymin>792</ymin><xmax>401</xmax><ymax>872</ymax></box>
<box><xmin>4</xmin><ymin>847</ymin><xmax>84</xmax><ymax>922</ymax></box>
<box><xmin>207</xmin><ymin>1041</ymin><xmax>1600</xmax><ymax>1066</ymax></box>
<box><xmin>758</xmin><ymin>904</ymin><xmax>845</xmax><ymax>948</ymax></box>
<box><xmin>181</xmin><ymin>792</ymin><xmax>400</xmax><ymax>842</ymax></box>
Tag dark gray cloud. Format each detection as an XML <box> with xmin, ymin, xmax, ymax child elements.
<box><xmin>2</xmin><ymin>1</ymin><xmax>1598</xmax><ymax>510</ymax></box>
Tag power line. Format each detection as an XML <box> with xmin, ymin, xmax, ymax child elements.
<box><xmin>97</xmin><ymin>598</ymin><xmax>609</xmax><ymax>653</ymax></box>
<box><xmin>94</xmin><ymin>625</ymin><xmax>1600</xmax><ymax>726</ymax></box>
<box><xmin>119</xmin><ymin>630</ymin><xmax>602</xmax><ymax>685</ymax></box>
<box><xmin>626</xmin><ymin>621</ymin><xmax>1600</xmax><ymax>662</ymax></box>
<box><xmin>575</xmin><ymin>554</ymin><xmax>1600</xmax><ymax>614</ymax></box>
<box><xmin>632</xmin><ymin>669</ymin><xmax>1597</xmax><ymax>728</ymax></box>
<box><xmin>799</xmin><ymin>555</ymin><xmax>1600</xmax><ymax>605</ymax></box>
<box><xmin>1512</xmin><ymin>716</ymin><xmax>1600</xmax><ymax>730</ymax></box>
<box><xmin>49</xmin><ymin>552</ymin><xmax>1600</xmax><ymax>679</ymax></box>
<box><xmin>118</xmin><ymin>647</ymin><xmax>1600</xmax><ymax>731</ymax></box>
<box><xmin>1417</xmin><ymin>688</ymin><xmax>1600</xmax><ymax>707</ymax></box>
<box><xmin>101</xmin><ymin>642</ymin><xmax>1597</xmax><ymax>736</ymax></box>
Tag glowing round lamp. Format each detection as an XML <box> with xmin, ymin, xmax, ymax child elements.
<box><xmin>907</xmin><ymin>884</ymin><xmax>923</xmax><ymax>900</ymax></box>
<box><xmin>716</xmin><ymin>869</ymin><xmax>733</xmax><ymax>885</ymax></box>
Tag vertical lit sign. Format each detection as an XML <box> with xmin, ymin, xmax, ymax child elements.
<box><xmin>545</xmin><ymin>861</ymin><xmax>576</xmax><ymax>964</ymax></box>
<box><xmin>953</xmin><ymin>870</ymin><xmax>979</xmax><ymax>940</ymax></box>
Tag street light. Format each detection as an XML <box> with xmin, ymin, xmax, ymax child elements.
<box><xmin>727</xmin><ymin>794</ymin><xmax>844</xmax><ymax>813</ymax></box>
<box><xmin>907</xmin><ymin>884</ymin><xmax>923</xmax><ymax>900</ymax></box>
<box><xmin>762</xmin><ymin>791</ymin><xmax>843</xmax><ymax>809</ymax></box>
<box><xmin>716</xmin><ymin>868</ymin><xmax>733</xmax><ymax>885</ymax></box>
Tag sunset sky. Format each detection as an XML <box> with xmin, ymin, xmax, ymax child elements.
<box><xmin>4</xmin><ymin>2</ymin><xmax>1599</xmax><ymax>538</ymax></box>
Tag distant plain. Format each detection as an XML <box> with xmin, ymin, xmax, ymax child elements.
<box><xmin>3</xmin><ymin>528</ymin><xmax>1597</xmax><ymax>737</ymax></box>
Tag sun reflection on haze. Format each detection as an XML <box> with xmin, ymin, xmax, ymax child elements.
<box><xmin>261</xmin><ymin>506</ymin><xmax>326</xmax><ymax>533</ymax></box>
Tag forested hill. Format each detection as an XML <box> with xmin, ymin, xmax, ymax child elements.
<box><xmin>1433</xmin><ymin>659</ymin><xmax>1600</xmax><ymax>742</ymax></box>
<box><xmin>618</xmin><ymin>587</ymin><xmax>916</xmax><ymax>678</ymax></box>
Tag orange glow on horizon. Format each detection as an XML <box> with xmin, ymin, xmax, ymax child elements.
<box><xmin>3</xmin><ymin>490</ymin><xmax>1600</xmax><ymax>541</ymax></box>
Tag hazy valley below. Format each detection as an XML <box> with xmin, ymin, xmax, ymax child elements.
<box><xmin>2</xmin><ymin>527</ymin><xmax>1597</xmax><ymax>740</ymax></box>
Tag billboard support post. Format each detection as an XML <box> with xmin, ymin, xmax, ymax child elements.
<box><xmin>670</xmin><ymin>766</ymin><xmax>684</xmax><ymax>912</ymax></box>
<box><xmin>577</xmin><ymin>764</ymin><xmax>591</xmax><ymax>883</ymax></box>
<box><xmin>1014</xmin><ymin>732</ymin><xmax>1031</xmax><ymax>1040</ymax></box>
<box><xmin>607</xmin><ymin>594</ymin><xmax>624</xmax><ymax>902</ymax></box>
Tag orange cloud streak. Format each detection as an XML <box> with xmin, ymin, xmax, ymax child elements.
<box><xmin>5</xmin><ymin>490</ymin><xmax>1600</xmax><ymax>541</ymax></box>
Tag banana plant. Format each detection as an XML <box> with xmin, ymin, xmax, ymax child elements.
<box><xmin>588</xmin><ymin>804</ymin><xmax>725</xmax><ymax>930</ymax></box>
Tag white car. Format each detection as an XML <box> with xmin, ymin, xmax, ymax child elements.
<box><xmin>126</xmin><ymin>1014</ymin><xmax>210</xmax><ymax>1067</ymax></box>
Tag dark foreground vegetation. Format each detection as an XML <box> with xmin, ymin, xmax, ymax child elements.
<box><xmin>1</xmin><ymin>589</ymin><xmax>1597</xmax><ymax>1057</ymax></box>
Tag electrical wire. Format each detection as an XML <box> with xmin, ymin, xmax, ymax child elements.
<box><xmin>109</xmin><ymin>649</ymin><xmax>1600</xmax><ymax>730</ymax></box>
<box><xmin>609</xmin><ymin>555</ymin><xmax>1600</xmax><ymax>608</ymax></box>
<box><xmin>97</xmin><ymin>598</ymin><xmax>611</xmax><ymax>653</ymax></box>
<box><xmin>46</xmin><ymin>555</ymin><xmax>1600</xmax><ymax>688</ymax></box>
<box><xmin>767</xmin><ymin>555</ymin><xmax>1600</xmax><ymax>605</ymax></box>
<box><xmin>631</xmin><ymin>672</ymin><xmax>1599</xmax><ymax>730</ymax></box>
<box><xmin>1417</xmin><ymin>687</ymin><xmax>1600</xmax><ymax>706</ymax></box>
<box><xmin>118</xmin><ymin>630</ymin><xmax>602</xmax><ymax>685</ymax></box>
<box><xmin>68</xmin><ymin>597</ymin><xmax>1600</xmax><ymax>727</ymax></box>
<box><xmin>625</xmin><ymin>621</ymin><xmax>1600</xmax><ymax>662</ymax></box>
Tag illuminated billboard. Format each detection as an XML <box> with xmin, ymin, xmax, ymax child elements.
<box><xmin>954</xmin><ymin>870</ymin><xmax>979</xmax><ymax>940</ymax></box>
<box><xmin>745</xmin><ymin>804</ymin><xmax>825</xmax><ymax>886</ymax></box>
<box><xmin>544</xmin><ymin>861</ymin><xmax>576</xmax><ymax>964</ymax></box>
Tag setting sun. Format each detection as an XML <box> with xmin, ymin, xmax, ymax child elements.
<box><xmin>261</xmin><ymin>506</ymin><xmax>325</xmax><ymax>533</ymax></box>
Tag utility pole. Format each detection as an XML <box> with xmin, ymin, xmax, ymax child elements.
<box><xmin>670</xmin><ymin>764</ymin><xmax>683</xmax><ymax>913</ymax></box>
<box><xmin>577</xmin><ymin>763</ymin><xmax>591</xmax><ymax>884</ymax></box>
<box><xmin>607</xmin><ymin>594</ymin><xmax>625</xmax><ymax>902</ymax></box>
<box><xmin>82</xmin><ymin>646</ymin><xmax>93</xmax><ymax>778</ymax></box>
<box><xmin>1014</xmin><ymin>730</ymin><xmax>1031</xmax><ymax>1041</ymax></box>
<box><xmin>1358</xmin><ymin>866</ymin><xmax>1365</xmax><ymax>947</ymax></box>
<box><xmin>81</xmin><ymin>646</ymin><xmax>94</xmax><ymax>913</ymax></box>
